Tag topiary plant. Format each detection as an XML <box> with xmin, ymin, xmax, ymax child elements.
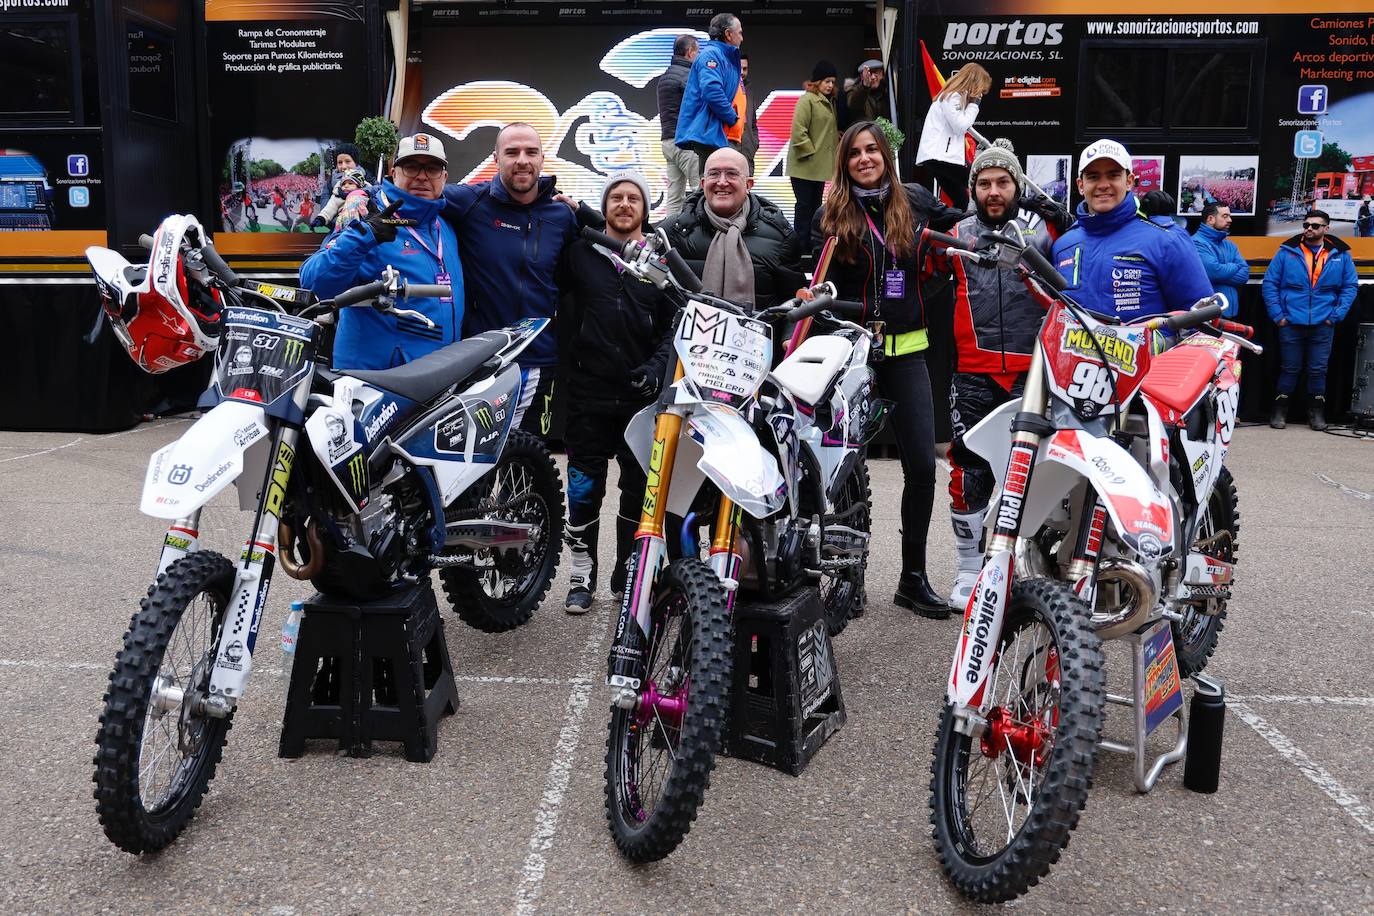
<box><xmin>874</xmin><ymin>116</ymin><xmax>906</xmax><ymax>152</ymax></box>
<box><xmin>355</xmin><ymin>117</ymin><xmax>400</xmax><ymax>175</ymax></box>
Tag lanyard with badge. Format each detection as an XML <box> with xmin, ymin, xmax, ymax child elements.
<box><xmin>862</xmin><ymin>207</ymin><xmax>903</xmax><ymax>359</ymax></box>
<box><xmin>379</xmin><ymin>190</ymin><xmax>452</xmax><ymax>302</ymax></box>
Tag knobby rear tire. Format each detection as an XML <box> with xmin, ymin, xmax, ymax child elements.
<box><xmin>1173</xmin><ymin>466</ymin><xmax>1239</xmax><ymax>678</ymax></box>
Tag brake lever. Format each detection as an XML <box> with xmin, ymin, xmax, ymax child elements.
<box><xmin>392</xmin><ymin>306</ymin><xmax>437</xmax><ymax>329</ymax></box>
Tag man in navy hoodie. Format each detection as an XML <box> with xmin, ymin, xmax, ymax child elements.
<box><xmin>442</xmin><ymin>123</ymin><xmax>578</xmax><ymax>437</ymax></box>
<box><xmin>1052</xmin><ymin>139</ymin><xmax>1212</xmax><ymax>321</ymax></box>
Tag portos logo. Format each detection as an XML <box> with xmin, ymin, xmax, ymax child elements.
<box><xmin>944</xmin><ymin>20</ymin><xmax>1064</xmax><ymax>49</ymax></box>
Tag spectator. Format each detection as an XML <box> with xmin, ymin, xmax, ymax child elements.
<box><xmin>1139</xmin><ymin>189</ymin><xmax>1177</xmax><ymax>223</ymax></box>
<box><xmin>1261</xmin><ymin>209</ymin><xmax>1359</xmax><ymax>431</ymax></box>
<box><xmin>787</xmin><ymin>60</ymin><xmax>839</xmax><ymax>240</ymax></box>
<box><xmin>1192</xmin><ymin>202</ymin><xmax>1250</xmax><ymax>318</ymax></box>
<box><xmin>1051</xmin><ymin>139</ymin><xmax>1212</xmax><ymax>321</ymax></box>
<box><xmin>558</xmin><ymin>171</ymin><xmax>677</xmax><ymax>612</ymax></box>
<box><xmin>442</xmin><ymin>122</ymin><xmax>578</xmax><ymax>437</ymax></box>
<box><xmin>915</xmin><ymin>63</ymin><xmax>990</xmax><ymax>211</ymax></box>
<box><xmin>332</xmin><ymin>142</ymin><xmax>363</xmax><ymax>178</ymax></box>
<box><xmin>1357</xmin><ymin>197</ymin><xmax>1372</xmax><ymax>238</ymax></box>
<box><xmin>675</xmin><ymin>12</ymin><xmax>744</xmax><ymax>174</ymax></box>
<box><xmin>929</xmin><ymin>139</ymin><xmax>1070</xmax><ymax>611</ymax></box>
<box><xmin>814</xmin><ymin>120</ymin><xmax>964</xmax><ymax>618</ymax></box>
<box><xmin>270</xmin><ymin>185</ymin><xmax>287</xmax><ymax>224</ymax></box>
<box><xmin>315</xmin><ymin>167</ymin><xmax>368</xmax><ymax>229</ymax></box>
<box><xmin>658</xmin><ymin>146</ymin><xmax>804</xmax><ymax>310</ymax></box>
<box><xmin>300</xmin><ymin>133</ymin><xmax>463</xmax><ymax>371</ymax></box>
<box><xmin>657</xmin><ymin>33</ymin><xmax>700</xmax><ymax>218</ymax></box>
<box><xmin>731</xmin><ymin>52</ymin><xmax>760</xmax><ymax>176</ymax></box>
<box><xmin>848</xmin><ymin>59</ymin><xmax>888</xmax><ymax>123</ymax></box>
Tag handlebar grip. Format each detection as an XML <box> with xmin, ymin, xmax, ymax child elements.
<box><xmin>580</xmin><ymin>226</ymin><xmax>630</xmax><ymax>255</ymax></box>
<box><xmin>200</xmin><ymin>243</ymin><xmax>239</xmax><ymax>286</ymax></box>
<box><xmin>401</xmin><ymin>283</ymin><xmax>452</xmax><ymax>299</ymax></box>
<box><xmin>787</xmin><ymin>294</ymin><xmax>835</xmax><ymax>322</ymax></box>
<box><xmin>665</xmin><ymin>248</ymin><xmax>703</xmax><ymax>293</ymax></box>
<box><xmin>1217</xmin><ymin>318</ymin><xmax>1254</xmax><ymax>339</ymax></box>
<box><xmin>1166</xmin><ymin>303</ymin><xmax>1224</xmax><ymax>331</ymax></box>
<box><xmin>1018</xmin><ymin>243</ymin><xmax>1069</xmax><ymax>293</ymax></box>
<box><xmin>827</xmin><ymin>298</ymin><xmax>866</xmax><ymax>318</ymax></box>
<box><xmin>333</xmin><ymin>279</ymin><xmax>389</xmax><ymax>308</ymax></box>
<box><xmin>139</xmin><ymin>234</ymin><xmax>155</xmax><ymax>250</ymax></box>
<box><xmin>922</xmin><ymin>228</ymin><xmax>970</xmax><ymax>251</ymax></box>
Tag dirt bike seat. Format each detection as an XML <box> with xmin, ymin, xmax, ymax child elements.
<box><xmin>1140</xmin><ymin>345</ymin><xmax>1220</xmax><ymax>416</ymax></box>
<box><xmin>344</xmin><ymin>332</ymin><xmax>507</xmax><ymax>403</ymax></box>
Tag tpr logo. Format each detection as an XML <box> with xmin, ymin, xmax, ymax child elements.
<box><xmin>1298</xmin><ymin>85</ymin><xmax>1327</xmax><ymax>115</ymax></box>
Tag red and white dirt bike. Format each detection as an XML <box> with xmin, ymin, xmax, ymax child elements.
<box><xmin>924</xmin><ymin>229</ymin><xmax>1260</xmax><ymax>902</ymax></box>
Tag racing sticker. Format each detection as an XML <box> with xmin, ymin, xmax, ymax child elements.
<box><xmin>1142</xmin><ymin>621</ymin><xmax>1184</xmax><ymax>734</ymax></box>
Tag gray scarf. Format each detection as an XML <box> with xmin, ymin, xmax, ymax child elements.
<box><xmin>700</xmin><ymin>200</ymin><xmax>755</xmax><ymax>306</ymax></box>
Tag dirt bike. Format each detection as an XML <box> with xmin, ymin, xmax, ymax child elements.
<box><xmin>87</xmin><ymin>216</ymin><xmax>563</xmax><ymax>853</ymax></box>
<box><xmin>578</xmin><ymin>226</ymin><xmax>883</xmax><ymax>862</ymax></box>
<box><xmin>923</xmin><ymin>228</ymin><xmax>1260</xmax><ymax>901</ymax></box>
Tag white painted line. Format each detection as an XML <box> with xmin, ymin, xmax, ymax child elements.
<box><xmin>515</xmin><ymin>608</ymin><xmax>610</xmax><ymax>916</ymax></box>
<box><xmin>1233</xmin><ymin>694</ymin><xmax>1374</xmax><ymax>707</ymax></box>
<box><xmin>1230</xmin><ymin>701</ymin><xmax>1374</xmax><ymax>836</ymax></box>
<box><xmin>1316</xmin><ymin>473</ymin><xmax>1373</xmax><ymax>502</ymax></box>
<box><xmin>0</xmin><ymin>437</ymin><xmax>84</xmax><ymax>464</ymax></box>
<box><xmin>0</xmin><ymin>419</ymin><xmax>191</xmax><ymax>466</ymax></box>
<box><xmin>0</xmin><ymin>658</ymin><xmax>108</xmax><ymax>671</ymax></box>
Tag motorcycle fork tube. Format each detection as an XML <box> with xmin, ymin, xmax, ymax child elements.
<box><xmin>1066</xmin><ymin>492</ymin><xmax>1108</xmax><ymax>585</ymax></box>
<box><xmin>986</xmin><ymin>344</ymin><xmax>1050</xmax><ymax>557</ymax></box>
<box><xmin>609</xmin><ymin>365</ymin><xmax>685</xmax><ymax>689</ymax></box>
<box><xmin>708</xmin><ymin>497</ymin><xmax>742</xmax><ymax>610</ymax></box>
<box><xmin>155</xmin><ymin>509</ymin><xmax>203</xmax><ymax>579</ymax></box>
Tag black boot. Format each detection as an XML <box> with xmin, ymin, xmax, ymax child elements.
<box><xmin>1309</xmin><ymin>395</ymin><xmax>1328</xmax><ymax>431</ymax></box>
<box><xmin>895</xmin><ymin>571</ymin><xmax>950</xmax><ymax>619</ymax></box>
<box><xmin>1270</xmin><ymin>394</ymin><xmax>1289</xmax><ymax>429</ymax></box>
<box><xmin>564</xmin><ymin>519</ymin><xmax>599</xmax><ymax>614</ymax></box>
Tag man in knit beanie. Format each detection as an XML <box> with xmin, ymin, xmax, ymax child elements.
<box><xmin>558</xmin><ymin>170</ymin><xmax>677</xmax><ymax>612</ymax></box>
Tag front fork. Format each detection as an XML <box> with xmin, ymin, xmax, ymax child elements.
<box><xmin>155</xmin><ymin>512</ymin><xmax>203</xmax><ymax>579</ymax></box>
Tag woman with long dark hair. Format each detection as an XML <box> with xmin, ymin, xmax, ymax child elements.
<box><xmin>817</xmin><ymin>121</ymin><xmax>962</xmax><ymax>617</ymax></box>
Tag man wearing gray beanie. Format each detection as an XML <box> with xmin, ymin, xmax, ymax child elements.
<box><xmin>558</xmin><ymin>170</ymin><xmax>677</xmax><ymax>612</ymax></box>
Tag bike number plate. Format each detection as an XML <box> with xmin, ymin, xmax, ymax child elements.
<box><xmin>674</xmin><ymin>301</ymin><xmax>771</xmax><ymax>406</ymax></box>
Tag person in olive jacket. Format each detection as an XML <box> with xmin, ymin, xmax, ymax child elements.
<box><xmin>787</xmin><ymin>60</ymin><xmax>839</xmax><ymax>239</ymax></box>
<box><xmin>814</xmin><ymin>120</ymin><xmax>963</xmax><ymax>618</ymax></box>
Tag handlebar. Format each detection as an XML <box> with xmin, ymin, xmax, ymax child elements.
<box><xmin>580</xmin><ymin>226</ymin><xmax>632</xmax><ymax>256</ymax></box>
<box><xmin>1163</xmin><ymin>302</ymin><xmax>1224</xmax><ymax>332</ymax></box>
<box><xmin>138</xmin><ymin>234</ymin><xmax>154</xmax><ymax>250</ymax></box>
<box><xmin>1216</xmin><ymin>318</ymin><xmax>1254</xmax><ymax>339</ymax></box>
<box><xmin>332</xmin><ymin>279</ymin><xmax>389</xmax><ymax>308</ymax></box>
<box><xmin>138</xmin><ymin>232</ymin><xmax>239</xmax><ymax>285</ymax></box>
<box><xmin>1017</xmin><ymin>243</ymin><xmax>1068</xmax><ymax>293</ymax></box>
<box><xmin>664</xmin><ymin>248</ymin><xmax>704</xmax><ymax>293</ymax></box>
<box><xmin>921</xmin><ymin>229</ymin><xmax>971</xmax><ymax>252</ymax></box>
<box><xmin>401</xmin><ymin>283</ymin><xmax>453</xmax><ymax>299</ymax></box>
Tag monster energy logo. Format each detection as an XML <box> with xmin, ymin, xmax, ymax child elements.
<box><xmin>473</xmin><ymin>404</ymin><xmax>493</xmax><ymax>427</ymax></box>
<box><xmin>346</xmin><ymin>452</ymin><xmax>366</xmax><ymax>494</ymax></box>
<box><xmin>282</xmin><ymin>338</ymin><xmax>305</xmax><ymax>365</ymax></box>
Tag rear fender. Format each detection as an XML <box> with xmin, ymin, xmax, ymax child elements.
<box><xmin>141</xmin><ymin>401</ymin><xmax>270</xmax><ymax>518</ymax></box>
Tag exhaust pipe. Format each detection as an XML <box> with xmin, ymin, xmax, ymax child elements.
<box><xmin>279</xmin><ymin>519</ymin><xmax>325</xmax><ymax>580</ymax></box>
<box><xmin>1091</xmin><ymin>556</ymin><xmax>1159</xmax><ymax>640</ymax></box>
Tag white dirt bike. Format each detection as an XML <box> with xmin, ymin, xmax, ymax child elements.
<box><xmin>924</xmin><ymin>228</ymin><xmax>1260</xmax><ymax>901</ymax></box>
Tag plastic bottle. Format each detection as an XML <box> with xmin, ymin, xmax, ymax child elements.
<box><xmin>280</xmin><ymin>600</ymin><xmax>303</xmax><ymax>678</ymax></box>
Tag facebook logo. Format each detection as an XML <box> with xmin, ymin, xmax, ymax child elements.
<box><xmin>1294</xmin><ymin>131</ymin><xmax>1323</xmax><ymax>159</ymax></box>
<box><xmin>68</xmin><ymin>187</ymin><xmax>90</xmax><ymax>208</ymax></box>
<box><xmin>1297</xmin><ymin>85</ymin><xmax>1327</xmax><ymax>115</ymax></box>
<box><xmin>67</xmin><ymin>154</ymin><xmax>89</xmax><ymax>177</ymax></box>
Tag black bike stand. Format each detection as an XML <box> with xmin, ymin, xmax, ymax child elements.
<box><xmin>724</xmin><ymin>586</ymin><xmax>846</xmax><ymax>776</ymax></box>
<box><xmin>278</xmin><ymin>580</ymin><xmax>458</xmax><ymax>762</ymax></box>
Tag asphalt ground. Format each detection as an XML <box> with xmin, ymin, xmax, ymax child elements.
<box><xmin>1</xmin><ymin>418</ymin><xmax>1372</xmax><ymax>914</ymax></box>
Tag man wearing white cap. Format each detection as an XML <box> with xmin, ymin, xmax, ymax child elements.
<box><xmin>301</xmin><ymin>133</ymin><xmax>464</xmax><ymax>369</ymax></box>
<box><xmin>1050</xmin><ymin>138</ymin><xmax>1211</xmax><ymax>321</ymax></box>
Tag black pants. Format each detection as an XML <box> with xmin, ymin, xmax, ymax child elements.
<box><xmin>790</xmin><ymin>178</ymin><xmax>825</xmax><ymax>240</ymax></box>
<box><xmin>565</xmin><ymin>398</ymin><xmax>647</xmax><ymax>588</ymax></box>
<box><xmin>948</xmin><ymin>372</ymin><xmax>1023</xmax><ymax>514</ymax></box>
<box><xmin>685</xmin><ymin>141</ymin><xmax>721</xmax><ymax>175</ymax></box>
<box><xmin>919</xmin><ymin>160</ymin><xmax>970</xmax><ymax>211</ymax></box>
<box><xmin>874</xmin><ymin>352</ymin><xmax>936</xmax><ymax>575</ymax></box>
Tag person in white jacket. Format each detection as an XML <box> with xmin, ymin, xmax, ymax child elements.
<box><xmin>916</xmin><ymin>63</ymin><xmax>991</xmax><ymax>210</ymax></box>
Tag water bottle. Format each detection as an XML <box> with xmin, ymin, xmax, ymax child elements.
<box><xmin>280</xmin><ymin>600</ymin><xmax>303</xmax><ymax>678</ymax></box>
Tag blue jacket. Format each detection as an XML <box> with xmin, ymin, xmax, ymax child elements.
<box><xmin>300</xmin><ymin>180</ymin><xmax>463</xmax><ymax>371</ymax></box>
<box><xmin>1051</xmin><ymin>196</ymin><xmax>1213</xmax><ymax>321</ymax></box>
<box><xmin>442</xmin><ymin>175</ymin><xmax>578</xmax><ymax>368</ymax></box>
<box><xmin>1261</xmin><ymin>234</ymin><xmax>1359</xmax><ymax>326</ymax></box>
<box><xmin>1191</xmin><ymin>223</ymin><xmax>1250</xmax><ymax>318</ymax></box>
<box><xmin>674</xmin><ymin>40</ymin><xmax>740</xmax><ymax>150</ymax></box>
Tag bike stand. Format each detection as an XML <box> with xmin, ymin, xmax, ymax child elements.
<box><xmin>723</xmin><ymin>586</ymin><xmax>845</xmax><ymax>776</ymax></box>
<box><xmin>279</xmin><ymin>580</ymin><xmax>458</xmax><ymax>762</ymax></box>
<box><xmin>1098</xmin><ymin>619</ymin><xmax>1188</xmax><ymax>793</ymax></box>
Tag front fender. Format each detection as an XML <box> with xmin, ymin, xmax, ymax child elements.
<box><xmin>1039</xmin><ymin>430</ymin><xmax>1174</xmax><ymax>558</ymax></box>
<box><xmin>141</xmin><ymin>401</ymin><xmax>269</xmax><ymax>518</ymax></box>
<box><xmin>687</xmin><ymin>404</ymin><xmax>786</xmax><ymax>519</ymax></box>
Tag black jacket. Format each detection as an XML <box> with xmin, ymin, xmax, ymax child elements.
<box><xmin>559</xmin><ymin>238</ymin><xmax>677</xmax><ymax>405</ymax></box>
<box><xmin>813</xmin><ymin>182</ymin><xmax>962</xmax><ymax>335</ymax></box>
<box><xmin>658</xmin><ymin>191</ymin><xmax>806</xmax><ymax>311</ymax></box>
<box><xmin>657</xmin><ymin>56</ymin><xmax>693</xmax><ymax>141</ymax></box>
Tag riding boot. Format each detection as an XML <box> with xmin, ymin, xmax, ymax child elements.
<box><xmin>564</xmin><ymin>519</ymin><xmax>599</xmax><ymax>613</ymax></box>
<box><xmin>1270</xmin><ymin>394</ymin><xmax>1289</xmax><ymax>430</ymax></box>
<box><xmin>949</xmin><ymin>509</ymin><xmax>985</xmax><ymax>612</ymax></box>
<box><xmin>610</xmin><ymin>514</ymin><xmax>637</xmax><ymax>597</ymax></box>
<box><xmin>1308</xmin><ymin>395</ymin><xmax>1328</xmax><ymax>431</ymax></box>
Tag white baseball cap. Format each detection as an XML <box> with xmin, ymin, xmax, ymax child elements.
<box><xmin>1078</xmin><ymin>138</ymin><xmax>1131</xmax><ymax>175</ymax></box>
<box><xmin>395</xmin><ymin>132</ymin><xmax>447</xmax><ymax>166</ymax></box>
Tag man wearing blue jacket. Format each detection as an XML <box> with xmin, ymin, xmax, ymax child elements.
<box><xmin>674</xmin><ymin>12</ymin><xmax>743</xmax><ymax>173</ymax></box>
<box><xmin>1192</xmin><ymin>203</ymin><xmax>1250</xmax><ymax>318</ymax></box>
<box><xmin>1261</xmin><ymin>209</ymin><xmax>1359</xmax><ymax>431</ymax></box>
<box><xmin>442</xmin><ymin>122</ymin><xmax>578</xmax><ymax>437</ymax></box>
<box><xmin>301</xmin><ymin>133</ymin><xmax>463</xmax><ymax>371</ymax></box>
<box><xmin>1052</xmin><ymin>139</ymin><xmax>1212</xmax><ymax>321</ymax></box>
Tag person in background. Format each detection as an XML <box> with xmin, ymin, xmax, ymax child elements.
<box><xmin>675</xmin><ymin>12</ymin><xmax>744</xmax><ymax>174</ymax></box>
<box><xmin>314</xmin><ymin>167</ymin><xmax>368</xmax><ymax>229</ymax></box>
<box><xmin>558</xmin><ymin>171</ymin><xmax>677</xmax><ymax>612</ymax></box>
<box><xmin>815</xmin><ymin>121</ymin><xmax>964</xmax><ymax>618</ymax></box>
<box><xmin>1357</xmin><ymin>197</ymin><xmax>1372</xmax><ymax>238</ymax></box>
<box><xmin>731</xmin><ymin>52</ymin><xmax>760</xmax><ymax>176</ymax></box>
<box><xmin>332</xmin><ymin>142</ymin><xmax>363</xmax><ymax>179</ymax></box>
<box><xmin>1192</xmin><ymin>202</ymin><xmax>1250</xmax><ymax>318</ymax></box>
<box><xmin>1139</xmin><ymin>189</ymin><xmax>1178</xmax><ymax>225</ymax></box>
<box><xmin>787</xmin><ymin>60</ymin><xmax>839</xmax><ymax>239</ymax></box>
<box><xmin>915</xmin><ymin>62</ymin><xmax>991</xmax><ymax>211</ymax></box>
<box><xmin>300</xmin><ymin>133</ymin><xmax>463</xmax><ymax>371</ymax></box>
<box><xmin>1262</xmin><ymin>209</ymin><xmax>1359</xmax><ymax>431</ymax></box>
<box><xmin>847</xmin><ymin>59</ymin><xmax>888</xmax><ymax>123</ymax></box>
<box><xmin>657</xmin><ymin>33</ymin><xmax>700</xmax><ymax>218</ymax></box>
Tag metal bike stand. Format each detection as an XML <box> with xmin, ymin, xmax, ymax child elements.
<box><xmin>1098</xmin><ymin>619</ymin><xmax>1188</xmax><ymax>793</ymax></box>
